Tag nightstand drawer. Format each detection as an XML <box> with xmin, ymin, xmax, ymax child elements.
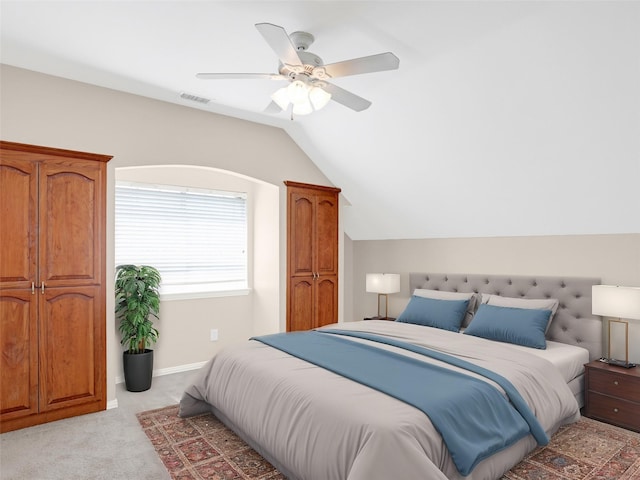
<box><xmin>589</xmin><ymin>368</ymin><xmax>640</xmax><ymax>403</ymax></box>
<box><xmin>586</xmin><ymin>392</ymin><xmax>640</xmax><ymax>432</ymax></box>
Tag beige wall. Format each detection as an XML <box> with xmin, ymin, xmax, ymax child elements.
<box><xmin>0</xmin><ymin>64</ymin><xmax>335</xmax><ymax>405</ymax></box>
<box><xmin>352</xmin><ymin>233</ymin><xmax>640</xmax><ymax>361</ymax></box>
<box><xmin>115</xmin><ymin>166</ymin><xmax>279</xmax><ymax>377</ymax></box>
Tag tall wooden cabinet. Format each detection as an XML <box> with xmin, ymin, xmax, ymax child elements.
<box><xmin>0</xmin><ymin>141</ymin><xmax>111</xmax><ymax>433</ymax></box>
<box><xmin>285</xmin><ymin>181</ymin><xmax>341</xmax><ymax>332</ymax></box>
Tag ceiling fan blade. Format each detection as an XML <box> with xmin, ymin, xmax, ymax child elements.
<box><xmin>322</xmin><ymin>83</ymin><xmax>372</xmax><ymax>112</ymax></box>
<box><xmin>196</xmin><ymin>73</ymin><xmax>285</xmax><ymax>80</ymax></box>
<box><xmin>255</xmin><ymin>23</ymin><xmax>302</xmax><ymax>67</ymax></box>
<box><xmin>322</xmin><ymin>52</ymin><xmax>400</xmax><ymax>78</ymax></box>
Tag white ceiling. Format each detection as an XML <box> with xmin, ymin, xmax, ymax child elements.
<box><xmin>2</xmin><ymin>1</ymin><xmax>639</xmax><ymax>240</ymax></box>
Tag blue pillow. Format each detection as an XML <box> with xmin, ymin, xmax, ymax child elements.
<box><xmin>463</xmin><ymin>304</ymin><xmax>552</xmax><ymax>349</ymax></box>
<box><xmin>396</xmin><ymin>296</ymin><xmax>469</xmax><ymax>332</ymax></box>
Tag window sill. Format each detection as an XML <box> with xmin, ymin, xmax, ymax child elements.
<box><xmin>160</xmin><ymin>288</ymin><xmax>251</xmax><ymax>302</ymax></box>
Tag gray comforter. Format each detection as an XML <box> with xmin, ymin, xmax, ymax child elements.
<box><xmin>180</xmin><ymin>321</ymin><xmax>580</xmax><ymax>480</ymax></box>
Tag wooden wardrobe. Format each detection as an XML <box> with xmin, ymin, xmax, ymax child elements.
<box><xmin>285</xmin><ymin>181</ymin><xmax>340</xmax><ymax>332</ymax></box>
<box><xmin>0</xmin><ymin>141</ymin><xmax>111</xmax><ymax>433</ymax></box>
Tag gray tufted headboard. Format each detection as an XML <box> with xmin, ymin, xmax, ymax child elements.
<box><xmin>409</xmin><ymin>273</ymin><xmax>603</xmax><ymax>361</ymax></box>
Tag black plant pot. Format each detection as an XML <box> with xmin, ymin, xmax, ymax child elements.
<box><xmin>123</xmin><ymin>349</ymin><xmax>154</xmax><ymax>392</ymax></box>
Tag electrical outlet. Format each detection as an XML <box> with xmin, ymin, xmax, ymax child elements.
<box><xmin>210</xmin><ymin>329</ymin><xmax>218</xmax><ymax>342</ymax></box>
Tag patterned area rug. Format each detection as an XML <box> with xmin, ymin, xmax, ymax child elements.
<box><xmin>138</xmin><ymin>405</ymin><xmax>640</xmax><ymax>480</ymax></box>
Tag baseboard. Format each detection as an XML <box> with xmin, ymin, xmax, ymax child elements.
<box><xmin>107</xmin><ymin>399</ymin><xmax>119</xmax><ymax>410</ymax></box>
<box><xmin>114</xmin><ymin>360</ymin><xmax>208</xmax><ymax>385</ymax></box>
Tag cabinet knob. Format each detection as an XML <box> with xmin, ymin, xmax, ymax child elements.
<box><xmin>613</xmin><ymin>380</ymin><xmax>619</xmax><ymax>386</ymax></box>
<box><xmin>613</xmin><ymin>408</ymin><xmax>619</xmax><ymax>413</ymax></box>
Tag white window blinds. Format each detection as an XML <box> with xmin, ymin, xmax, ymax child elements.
<box><xmin>115</xmin><ymin>181</ymin><xmax>247</xmax><ymax>295</ymax></box>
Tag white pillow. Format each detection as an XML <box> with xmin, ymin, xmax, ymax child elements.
<box><xmin>480</xmin><ymin>294</ymin><xmax>559</xmax><ymax>331</ymax></box>
<box><xmin>413</xmin><ymin>289</ymin><xmax>478</xmax><ymax>328</ymax></box>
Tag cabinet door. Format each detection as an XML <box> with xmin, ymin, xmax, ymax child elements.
<box><xmin>38</xmin><ymin>286</ymin><xmax>105</xmax><ymax>412</ymax></box>
<box><xmin>0</xmin><ymin>157</ymin><xmax>37</xmax><ymax>289</ymax></box>
<box><xmin>39</xmin><ymin>160</ymin><xmax>105</xmax><ymax>288</ymax></box>
<box><xmin>315</xmin><ymin>276</ymin><xmax>338</xmax><ymax>328</ymax></box>
<box><xmin>0</xmin><ymin>290</ymin><xmax>39</xmax><ymax>420</ymax></box>
<box><xmin>315</xmin><ymin>192</ymin><xmax>339</xmax><ymax>276</ymax></box>
<box><xmin>289</xmin><ymin>277</ymin><xmax>314</xmax><ymax>331</ymax></box>
<box><xmin>288</xmin><ymin>191</ymin><xmax>315</xmax><ymax>277</ymax></box>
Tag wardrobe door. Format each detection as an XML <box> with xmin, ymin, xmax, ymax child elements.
<box><xmin>0</xmin><ymin>291</ymin><xmax>38</xmax><ymax>421</ymax></box>
<box><xmin>314</xmin><ymin>276</ymin><xmax>338</xmax><ymax>328</ymax></box>
<box><xmin>314</xmin><ymin>192</ymin><xmax>339</xmax><ymax>277</ymax></box>
<box><xmin>289</xmin><ymin>277</ymin><xmax>315</xmax><ymax>332</ymax></box>
<box><xmin>0</xmin><ymin>157</ymin><xmax>37</xmax><ymax>289</ymax></box>
<box><xmin>288</xmin><ymin>190</ymin><xmax>315</xmax><ymax>278</ymax></box>
<box><xmin>38</xmin><ymin>286</ymin><xmax>104</xmax><ymax>412</ymax></box>
<box><xmin>38</xmin><ymin>160</ymin><xmax>104</xmax><ymax>288</ymax></box>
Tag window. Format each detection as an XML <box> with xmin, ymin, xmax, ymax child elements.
<box><xmin>115</xmin><ymin>181</ymin><xmax>248</xmax><ymax>298</ymax></box>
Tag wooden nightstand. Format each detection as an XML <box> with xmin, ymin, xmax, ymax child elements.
<box><xmin>584</xmin><ymin>360</ymin><xmax>640</xmax><ymax>432</ymax></box>
<box><xmin>364</xmin><ymin>316</ymin><xmax>396</xmax><ymax>321</ymax></box>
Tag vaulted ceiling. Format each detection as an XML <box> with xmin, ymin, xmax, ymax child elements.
<box><xmin>2</xmin><ymin>1</ymin><xmax>638</xmax><ymax>240</ymax></box>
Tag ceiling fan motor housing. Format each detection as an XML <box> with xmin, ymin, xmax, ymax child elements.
<box><xmin>289</xmin><ymin>31</ymin><xmax>314</xmax><ymax>51</ymax></box>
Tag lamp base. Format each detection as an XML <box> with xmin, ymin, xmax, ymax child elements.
<box><xmin>600</xmin><ymin>358</ymin><xmax>637</xmax><ymax>368</ymax></box>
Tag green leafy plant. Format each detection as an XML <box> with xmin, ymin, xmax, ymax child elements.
<box><xmin>115</xmin><ymin>264</ymin><xmax>161</xmax><ymax>354</ymax></box>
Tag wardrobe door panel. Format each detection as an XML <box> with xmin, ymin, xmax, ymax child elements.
<box><xmin>315</xmin><ymin>276</ymin><xmax>338</xmax><ymax>328</ymax></box>
<box><xmin>38</xmin><ymin>286</ymin><xmax>104</xmax><ymax>412</ymax></box>
<box><xmin>289</xmin><ymin>192</ymin><xmax>314</xmax><ymax>277</ymax></box>
<box><xmin>39</xmin><ymin>160</ymin><xmax>104</xmax><ymax>287</ymax></box>
<box><xmin>289</xmin><ymin>277</ymin><xmax>314</xmax><ymax>332</ymax></box>
<box><xmin>0</xmin><ymin>158</ymin><xmax>37</xmax><ymax>289</ymax></box>
<box><xmin>0</xmin><ymin>291</ymin><xmax>38</xmax><ymax>420</ymax></box>
<box><xmin>315</xmin><ymin>193</ymin><xmax>339</xmax><ymax>276</ymax></box>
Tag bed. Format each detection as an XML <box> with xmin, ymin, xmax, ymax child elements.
<box><xmin>180</xmin><ymin>273</ymin><xmax>602</xmax><ymax>480</ymax></box>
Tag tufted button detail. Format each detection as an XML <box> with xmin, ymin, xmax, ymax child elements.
<box><xmin>560</xmin><ymin>282</ymin><xmax>566</xmax><ymax>288</ymax></box>
<box><xmin>508</xmin><ymin>280</ymin><xmax>512</xmax><ymax>285</ymax></box>
<box><xmin>562</xmin><ymin>326</ymin><xmax>568</xmax><ymax>332</ymax></box>
<box><xmin>484</xmin><ymin>279</ymin><xmax>490</xmax><ymax>284</ymax></box>
<box><xmin>473</xmin><ymin>289</ymin><xmax>479</xmax><ymax>293</ymax></box>
<box><xmin>575</xmin><ymin>294</ymin><xmax>581</xmax><ymax>299</ymax></box>
<box><xmin>532</xmin><ymin>281</ymin><xmax>537</xmax><ymax>287</ymax></box>
<box><xmin>444</xmin><ymin>276</ymin><xmax>449</xmax><ymax>282</ymax></box>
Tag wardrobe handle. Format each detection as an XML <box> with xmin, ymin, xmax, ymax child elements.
<box><xmin>32</xmin><ymin>281</ymin><xmax>35</xmax><ymax>295</ymax></box>
<box><xmin>41</xmin><ymin>282</ymin><xmax>45</xmax><ymax>294</ymax></box>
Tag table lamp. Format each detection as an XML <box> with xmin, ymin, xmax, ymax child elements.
<box><xmin>592</xmin><ymin>285</ymin><xmax>640</xmax><ymax>368</ymax></box>
<box><xmin>366</xmin><ymin>273</ymin><xmax>400</xmax><ymax>319</ymax></box>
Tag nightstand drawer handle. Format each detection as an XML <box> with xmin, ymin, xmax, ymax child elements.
<box><xmin>613</xmin><ymin>408</ymin><xmax>619</xmax><ymax>413</ymax></box>
<box><xmin>613</xmin><ymin>380</ymin><xmax>619</xmax><ymax>386</ymax></box>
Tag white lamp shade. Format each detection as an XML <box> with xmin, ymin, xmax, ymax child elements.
<box><xmin>309</xmin><ymin>86</ymin><xmax>331</xmax><ymax>110</ymax></box>
<box><xmin>292</xmin><ymin>99</ymin><xmax>313</xmax><ymax>116</ymax></box>
<box><xmin>592</xmin><ymin>285</ymin><xmax>640</xmax><ymax>320</ymax></box>
<box><xmin>366</xmin><ymin>273</ymin><xmax>401</xmax><ymax>294</ymax></box>
<box><xmin>287</xmin><ymin>80</ymin><xmax>309</xmax><ymax>105</ymax></box>
<box><xmin>271</xmin><ymin>87</ymin><xmax>290</xmax><ymax>110</ymax></box>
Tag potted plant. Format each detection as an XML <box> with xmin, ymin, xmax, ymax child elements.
<box><xmin>115</xmin><ymin>264</ymin><xmax>161</xmax><ymax>392</ymax></box>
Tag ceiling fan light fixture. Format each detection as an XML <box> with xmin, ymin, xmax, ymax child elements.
<box><xmin>292</xmin><ymin>99</ymin><xmax>313</xmax><ymax>116</ymax></box>
<box><xmin>309</xmin><ymin>86</ymin><xmax>331</xmax><ymax>110</ymax></box>
<box><xmin>271</xmin><ymin>87</ymin><xmax>290</xmax><ymax>110</ymax></box>
<box><xmin>287</xmin><ymin>80</ymin><xmax>310</xmax><ymax>105</ymax></box>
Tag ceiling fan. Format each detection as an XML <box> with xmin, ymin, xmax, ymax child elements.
<box><xmin>196</xmin><ymin>23</ymin><xmax>400</xmax><ymax>116</ymax></box>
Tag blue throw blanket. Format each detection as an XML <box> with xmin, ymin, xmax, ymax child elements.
<box><xmin>252</xmin><ymin>329</ymin><xmax>548</xmax><ymax>476</ymax></box>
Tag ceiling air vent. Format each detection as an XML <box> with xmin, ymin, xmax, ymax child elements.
<box><xmin>179</xmin><ymin>92</ymin><xmax>211</xmax><ymax>104</ymax></box>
